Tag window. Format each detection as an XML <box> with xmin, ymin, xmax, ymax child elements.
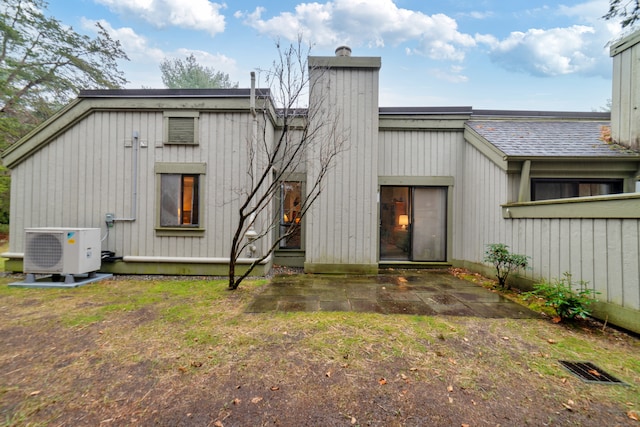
<box><xmin>379</xmin><ymin>186</ymin><xmax>447</xmax><ymax>262</ymax></box>
<box><xmin>531</xmin><ymin>179</ymin><xmax>623</xmax><ymax>201</ymax></box>
<box><xmin>160</xmin><ymin>174</ymin><xmax>199</xmax><ymax>226</ymax></box>
<box><xmin>155</xmin><ymin>163</ymin><xmax>206</xmax><ymax>235</ymax></box>
<box><xmin>279</xmin><ymin>181</ymin><xmax>302</xmax><ymax>249</ymax></box>
<box><xmin>163</xmin><ymin>111</ymin><xmax>199</xmax><ymax>145</ymax></box>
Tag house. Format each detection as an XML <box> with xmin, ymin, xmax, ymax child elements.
<box><xmin>2</xmin><ymin>32</ymin><xmax>640</xmax><ymax>333</ymax></box>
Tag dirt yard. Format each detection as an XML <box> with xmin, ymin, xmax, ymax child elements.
<box><xmin>0</xmin><ymin>273</ymin><xmax>638</xmax><ymax>426</ymax></box>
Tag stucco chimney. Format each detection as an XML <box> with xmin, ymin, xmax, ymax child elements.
<box><xmin>610</xmin><ymin>30</ymin><xmax>640</xmax><ymax>151</ymax></box>
<box><xmin>306</xmin><ymin>47</ymin><xmax>381</xmax><ymax>273</ymax></box>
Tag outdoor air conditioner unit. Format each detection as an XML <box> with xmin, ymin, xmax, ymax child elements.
<box><xmin>23</xmin><ymin>228</ymin><xmax>101</xmax><ymax>275</ymax></box>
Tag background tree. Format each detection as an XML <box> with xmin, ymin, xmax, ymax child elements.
<box><xmin>0</xmin><ymin>0</ymin><xmax>129</xmax><ymax>227</ymax></box>
<box><xmin>0</xmin><ymin>0</ymin><xmax>128</xmax><ymax>122</ymax></box>
<box><xmin>604</xmin><ymin>0</ymin><xmax>640</xmax><ymax>28</ymax></box>
<box><xmin>160</xmin><ymin>54</ymin><xmax>238</xmax><ymax>89</ymax></box>
<box><xmin>228</xmin><ymin>41</ymin><xmax>346</xmax><ymax>290</ymax></box>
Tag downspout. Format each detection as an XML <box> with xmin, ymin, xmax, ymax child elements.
<box><xmin>245</xmin><ymin>72</ymin><xmax>258</xmax><ymax>256</ymax></box>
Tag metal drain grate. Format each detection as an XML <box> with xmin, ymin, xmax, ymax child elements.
<box><xmin>558</xmin><ymin>361</ymin><xmax>626</xmax><ymax>385</ymax></box>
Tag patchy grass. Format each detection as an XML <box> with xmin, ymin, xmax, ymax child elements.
<box><xmin>0</xmin><ymin>274</ymin><xmax>638</xmax><ymax>426</ymax></box>
<box><xmin>0</xmin><ymin>238</ymin><xmax>8</xmax><ymax>273</ymax></box>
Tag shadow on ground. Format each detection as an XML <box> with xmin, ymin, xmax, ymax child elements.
<box><xmin>247</xmin><ymin>269</ymin><xmax>539</xmax><ymax>318</ymax></box>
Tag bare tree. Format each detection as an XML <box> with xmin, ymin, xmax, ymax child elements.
<box><xmin>228</xmin><ymin>41</ymin><xmax>346</xmax><ymax>290</ymax></box>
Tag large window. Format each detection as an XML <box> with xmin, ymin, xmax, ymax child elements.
<box><xmin>155</xmin><ymin>162</ymin><xmax>206</xmax><ymax>235</ymax></box>
<box><xmin>379</xmin><ymin>186</ymin><xmax>447</xmax><ymax>262</ymax></box>
<box><xmin>531</xmin><ymin>179</ymin><xmax>623</xmax><ymax>201</ymax></box>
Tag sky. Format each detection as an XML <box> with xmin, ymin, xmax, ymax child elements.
<box><xmin>44</xmin><ymin>0</ymin><xmax>633</xmax><ymax>111</ymax></box>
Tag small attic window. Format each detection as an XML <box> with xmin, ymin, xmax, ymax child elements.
<box><xmin>163</xmin><ymin>111</ymin><xmax>199</xmax><ymax>145</ymax></box>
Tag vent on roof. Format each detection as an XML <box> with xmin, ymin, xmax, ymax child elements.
<box><xmin>335</xmin><ymin>46</ymin><xmax>351</xmax><ymax>57</ymax></box>
<box><xmin>558</xmin><ymin>361</ymin><xmax>627</xmax><ymax>385</ymax></box>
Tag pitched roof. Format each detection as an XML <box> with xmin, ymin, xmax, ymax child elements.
<box><xmin>466</xmin><ymin>120</ymin><xmax>640</xmax><ymax>158</ymax></box>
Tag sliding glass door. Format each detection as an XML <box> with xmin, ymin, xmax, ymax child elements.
<box><xmin>379</xmin><ymin>186</ymin><xmax>447</xmax><ymax>262</ymax></box>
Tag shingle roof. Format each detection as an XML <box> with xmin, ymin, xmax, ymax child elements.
<box><xmin>466</xmin><ymin>120</ymin><xmax>640</xmax><ymax>157</ymax></box>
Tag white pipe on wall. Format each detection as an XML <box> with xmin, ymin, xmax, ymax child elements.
<box><xmin>122</xmin><ymin>255</ymin><xmax>272</xmax><ymax>265</ymax></box>
<box><xmin>113</xmin><ymin>130</ymin><xmax>139</xmax><ymax>222</ymax></box>
<box><xmin>0</xmin><ymin>253</ymin><xmax>272</xmax><ymax>264</ymax></box>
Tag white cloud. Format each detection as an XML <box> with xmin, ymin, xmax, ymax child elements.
<box><xmin>81</xmin><ymin>19</ymin><xmax>238</xmax><ymax>88</ymax></box>
<box><xmin>82</xmin><ymin>18</ymin><xmax>165</xmax><ymax>62</ymax></box>
<box><xmin>236</xmin><ymin>0</ymin><xmax>475</xmax><ymax>62</ymax></box>
<box><xmin>558</xmin><ymin>0</ymin><xmax>609</xmax><ymax>25</ymax></box>
<box><xmin>476</xmin><ymin>0</ymin><xmax>619</xmax><ymax>78</ymax></box>
<box><xmin>465</xmin><ymin>11</ymin><xmax>494</xmax><ymax>20</ymax></box>
<box><xmin>429</xmin><ymin>65</ymin><xmax>469</xmax><ymax>83</ymax></box>
<box><xmin>94</xmin><ymin>0</ymin><xmax>226</xmax><ymax>36</ymax></box>
<box><xmin>82</xmin><ymin>18</ymin><xmax>165</xmax><ymax>87</ymax></box>
<box><xmin>483</xmin><ymin>25</ymin><xmax>603</xmax><ymax>77</ymax></box>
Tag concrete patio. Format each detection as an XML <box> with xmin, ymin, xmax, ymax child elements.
<box><xmin>246</xmin><ymin>269</ymin><xmax>539</xmax><ymax>318</ymax></box>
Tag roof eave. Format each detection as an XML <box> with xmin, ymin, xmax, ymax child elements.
<box><xmin>463</xmin><ymin>125</ymin><xmax>509</xmax><ymax>170</ymax></box>
<box><xmin>503</xmin><ymin>154</ymin><xmax>640</xmax><ymax>162</ymax></box>
<box><xmin>2</xmin><ymin>93</ymin><xmax>277</xmax><ymax>169</ymax></box>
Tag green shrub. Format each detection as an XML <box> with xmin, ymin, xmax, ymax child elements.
<box><xmin>525</xmin><ymin>272</ymin><xmax>599</xmax><ymax>321</ymax></box>
<box><xmin>483</xmin><ymin>243</ymin><xmax>529</xmax><ymax>289</ymax></box>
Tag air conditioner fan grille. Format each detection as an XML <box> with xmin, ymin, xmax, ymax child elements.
<box><xmin>26</xmin><ymin>233</ymin><xmax>63</xmax><ymax>269</ymax></box>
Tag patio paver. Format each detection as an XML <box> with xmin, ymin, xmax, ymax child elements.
<box><xmin>246</xmin><ymin>270</ymin><xmax>539</xmax><ymax>318</ymax></box>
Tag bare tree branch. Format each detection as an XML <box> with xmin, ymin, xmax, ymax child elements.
<box><xmin>228</xmin><ymin>39</ymin><xmax>347</xmax><ymax>290</ymax></box>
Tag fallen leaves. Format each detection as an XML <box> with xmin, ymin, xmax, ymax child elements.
<box><xmin>588</xmin><ymin>369</ymin><xmax>601</xmax><ymax>377</ymax></box>
<box><xmin>627</xmin><ymin>410</ymin><xmax>639</xmax><ymax>421</ymax></box>
<box><xmin>600</xmin><ymin>125</ymin><xmax>612</xmax><ymax>144</ymax></box>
